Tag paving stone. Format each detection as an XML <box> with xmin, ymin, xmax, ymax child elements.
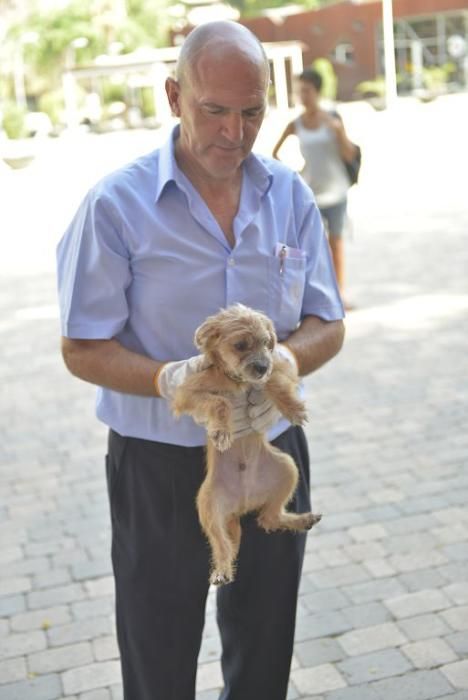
<box><xmin>446</xmin><ymin>631</ymin><xmax>468</xmax><ymax>657</ymax></box>
<box><xmin>0</xmin><ymin>656</ymin><xmax>27</xmax><ymax>683</ymax></box>
<box><xmin>110</xmin><ymin>684</ymin><xmax>123</xmax><ymax>700</ymax></box>
<box><xmin>385</xmin><ymin>589</ymin><xmax>452</xmax><ymax>619</ymax></box>
<box><xmin>301</xmin><ymin>588</ymin><xmax>351</xmax><ymax>613</ymax></box>
<box><xmin>440</xmin><ymin>660</ymin><xmax>468</xmax><ymax>689</ymax></box>
<box><xmin>348</xmin><ymin>524</ymin><xmax>388</xmax><ymax>542</ymax></box>
<box><xmin>343</xmin><ymin>576</ymin><xmax>407</xmax><ymax>605</ymax></box>
<box><xmin>441</xmin><ymin>606</ymin><xmax>468</xmax><ymax>632</ymax></box>
<box><xmin>0</xmin><ymin>576</ymin><xmax>31</xmax><ymax>596</ymax></box>
<box><xmin>291</xmin><ymin>662</ymin><xmax>347</xmax><ymax>695</ymax></box>
<box><xmin>341</xmin><ymin>602</ymin><xmax>393</xmax><ymax>629</ymax></box>
<box><xmin>198</xmin><ymin>633</ymin><xmax>222</xmax><ymax>665</ymax></box>
<box><xmin>10</xmin><ymin>605</ymin><xmax>71</xmax><ymax>632</ymax></box>
<box><xmin>368</xmin><ymin>669</ymin><xmax>454</xmax><ymax>699</ymax></box>
<box><xmin>0</xmin><ymin>673</ymin><xmax>62</xmax><ymax>700</ymax></box>
<box><xmin>72</xmin><ymin>560</ymin><xmax>113</xmax><ymax>582</ymax></box>
<box><xmin>398</xmin><ymin>613</ymin><xmax>452</xmax><ymax>641</ymax></box>
<box><xmin>62</xmin><ymin>661</ymin><xmax>121</xmax><ymax>695</ymax></box>
<box><xmin>443</xmin><ymin>583</ymin><xmax>468</xmax><ymax>606</ymax></box>
<box><xmin>389</xmin><ymin>550</ymin><xmax>448</xmax><ymax>573</ymax></box>
<box><xmin>79</xmin><ymin>690</ymin><xmax>111</xmax><ymax>700</ymax></box>
<box><xmin>294</xmin><ymin>610</ymin><xmax>353</xmax><ymax>642</ymax></box>
<box><xmin>312</xmin><ymin>564</ymin><xmax>370</xmax><ymax>589</ymax></box>
<box><xmin>318</xmin><ymin>548</ymin><xmax>352</xmax><ymax>567</ymax></box>
<box><xmin>48</xmin><ymin>617</ymin><xmax>114</xmax><ymax>647</ymax></box>
<box><xmin>337</xmin><ymin>648</ymin><xmax>412</xmax><ymax>684</ymax></box>
<box><xmin>397</xmin><ymin>568</ymin><xmax>448</xmax><ymax>593</ymax></box>
<box><xmin>0</xmin><ymin>594</ymin><xmax>26</xmax><ymax>617</ymax></box>
<box><xmin>338</xmin><ymin>622</ymin><xmax>408</xmax><ymax>656</ymax></box>
<box><xmin>72</xmin><ymin>598</ymin><xmax>114</xmax><ymax>621</ymax></box>
<box><xmin>0</xmin><ymin>629</ymin><xmax>47</xmax><ymax>660</ymax></box>
<box><xmin>402</xmin><ymin>637</ymin><xmax>458</xmax><ymax>668</ymax></box>
<box><xmin>28</xmin><ymin>642</ymin><xmax>93</xmax><ymax>674</ymax></box>
<box><xmin>432</xmin><ymin>524</ymin><xmax>468</xmax><ymax>546</ymax></box>
<box><xmin>33</xmin><ymin>568</ymin><xmax>72</xmax><ymax>590</ymax></box>
<box><xmin>362</xmin><ymin>558</ymin><xmax>396</xmax><ymax>578</ymax></box>
<box><xmin>196</xmin><ymin>691</ymin><xmax>220</xmax><ymax>700</ymax></box>
<box><xmin>83</xmin><ymin>578</ymin><xmax>114</xmax><ymax>598</ymax></box>
<box><xmin>294</xmin><ymin>637</ymin><xmax>346</xmax><ymax>666</ymax></box>
<box><xmin>326</xmin><ymin>684</ymin><xmax>377</xmax><ymax>700</ymax></box>
<box><xmin>196</xmin><ymin>660</ymin><xmax>223</xmax><ymax>692</ymax></box>
<box><xmin>92</xmin><ymin>636</ymin><xmax>119</xmax><ymax>662</ymax></box>
<box><xmin>27</xmin><ymin>583</ymin><xmax>86</xmax><ymax>610</ymax></box>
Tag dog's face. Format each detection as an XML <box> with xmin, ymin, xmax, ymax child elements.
<box><xmin>195</xmin><ymin>305</ymin><xmax>277</xmax><ymax>384</ymax></box>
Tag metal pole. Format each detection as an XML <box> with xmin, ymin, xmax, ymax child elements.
<box><xmin>382</xmin><ymin>0</ymin><xmax>398</xmax><ymax>107</ymax></box>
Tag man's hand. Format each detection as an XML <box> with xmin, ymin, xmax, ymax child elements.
<box><xmin>156</xmin><ymin>355</ymin><xmax>206</xmax><ymax>400</ymax></box>
<box><xmin>247</xmin><ymin>344</ymin><xmax>298</xmax><ymax>433</ymax></box>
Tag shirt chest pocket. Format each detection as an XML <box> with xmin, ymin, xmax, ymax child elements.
<box><xmin>268</xmin><ymin>255</ymin><xmax>306</xmax><ymax>339</ymax></box>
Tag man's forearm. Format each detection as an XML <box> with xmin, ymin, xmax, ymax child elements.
<box><xmin>284</xmin><ymin>316</ymin><xmax>345</xmax><ymax>377</ymax></box>
<box><xmin>61</xmin><ymin>337</ymin><xmax>162</xmax><ymax>396</ymax></box>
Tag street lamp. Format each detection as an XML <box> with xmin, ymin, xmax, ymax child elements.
<box><xmin>66</xmin><ymin>36</ymin><xmax>89</xmax><ymax>69</ymax></box>
<box><xmin>13</xmin><ymin>31</ymin><xmax>39</xmax><ymax>110</ymax></box>
<box><xmin>63</xmin><ymin>37</ymin><xmax>89</xmax><ymax>131</ymax></box>
<box><xmin>382</xmin><ymin>0</ymin><xmax>398</xmax><ymax>107</ymax></box>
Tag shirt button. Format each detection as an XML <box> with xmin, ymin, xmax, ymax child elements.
<box><xmin>228</xmin><ymin>258</ymin><xmax>235</xmax><ymax>266</ymax></box>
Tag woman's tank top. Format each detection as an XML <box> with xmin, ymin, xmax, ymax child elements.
<box><xmin>294</xmin><ymin>116</ymin><xmax>349</xmax><ymax>207</ymax></box>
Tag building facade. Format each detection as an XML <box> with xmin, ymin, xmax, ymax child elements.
<box><xmin>241</xmin><ymin>0</ymin><xmax>468</xmax><ymax>100</ymax></box>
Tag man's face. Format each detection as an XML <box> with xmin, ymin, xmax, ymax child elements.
<box><xmin>166</xmin><ymin>52</ymin><xmax>268</xmax><ymax>181</ymax></box>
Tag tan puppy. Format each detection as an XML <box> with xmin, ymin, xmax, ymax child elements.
<box><xmin>172</xmin><ymin>304</ymin><xmax>321</xmax><ymax>585</ymax></box>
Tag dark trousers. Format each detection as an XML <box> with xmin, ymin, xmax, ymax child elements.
<box><xmin>106</xmin><ymin>426</ymin><xmax>311</xmax><ymax>700</ymax></box>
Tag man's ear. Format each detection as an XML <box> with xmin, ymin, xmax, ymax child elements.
<box><xmin>165</xmin><ymin>77</ymin><xmax>181</xmax><ymax>117</ymax></box>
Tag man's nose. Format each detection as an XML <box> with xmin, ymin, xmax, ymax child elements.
<box><xmin>221</xmin><ymin>111</ymin><xmax>243</xmax><ymax>143</ymax></box>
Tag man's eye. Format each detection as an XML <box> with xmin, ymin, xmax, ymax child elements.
<box><xmin>234</xmin><ymin>340</ymin><xmax>249</xmax><ymax>352</ymax></box>
<box><xmin>203</xmin><ymin>105</ymin><xmax>224</xmax><ymax>115</ymax></box>
<box><xmin>243</xmin><ymin>109</ymin><xmax>263</xmax><ymax>119</ymax></box>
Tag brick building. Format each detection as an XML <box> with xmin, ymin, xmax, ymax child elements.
<box><xmin>240</xmin><ymin>0</ymin><xmax>468</xmax><ymax>100</ymax></box>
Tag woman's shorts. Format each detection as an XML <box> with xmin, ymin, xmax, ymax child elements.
<box><xmin>319</xmin><ymin>199</ymin><xmax>347</xmax><ymax>238</ymax></box>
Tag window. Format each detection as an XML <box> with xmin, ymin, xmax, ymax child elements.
<box><xmin>332</xmin><ymin>43</ymin><xmax>355</xmax><ymax>64</ymax></box>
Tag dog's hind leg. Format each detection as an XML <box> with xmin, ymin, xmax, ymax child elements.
<box><xmin>256</xmin><ymin>448</ymin><xmax>322</xmax><ymax>533</ymax></box>
<box><xmin>206</xmin><ymin>515</ymin><xmax>236</xmax><ymax>586</ymax></box>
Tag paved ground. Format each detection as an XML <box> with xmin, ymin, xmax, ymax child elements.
<box><xmin>1</xmin><ymin>93</ymin><xmax>468</xmax><ymax>699</ymax></box>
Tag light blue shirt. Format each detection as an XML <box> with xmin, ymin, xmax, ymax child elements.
<box><xmin>57</xmin><ymin>126</ymin><xmax>344</xmax><ymax>446</ymax></box>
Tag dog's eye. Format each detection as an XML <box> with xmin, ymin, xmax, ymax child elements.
<box><xmin>234</xmin><ymin>340</ymin><xmax>249</xmax><ymax>352</ymax></box>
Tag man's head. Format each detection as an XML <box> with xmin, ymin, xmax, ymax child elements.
<box><xmin>166</xmin><ymin>21</ymin><xmax>270</xmax><ymax>182</ymax></box>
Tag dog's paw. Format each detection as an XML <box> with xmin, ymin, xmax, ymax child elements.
<box><xmin>304</xmin><ymin>512</ymin><xmax>322</xmax><ymax>530</ymax></box>
<box><xmin>209</xmin><ymin>429</ymin><xmax>232</xmax><ymax>452</ymax></box>
<box><xmin>210</xmin><ymin>571</ymin><xmax>233</xmax><ymax>586</ymax></box>
<box><xmin>285</xmin><ymin>401</ymin><xmax>308</xmax><ymax>426</ymax></box>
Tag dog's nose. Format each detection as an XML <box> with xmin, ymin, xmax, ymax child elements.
<box><xmin>252</xmin><ymin>361</ymin><xmax>268</xmax><ymax>377</ymax></box>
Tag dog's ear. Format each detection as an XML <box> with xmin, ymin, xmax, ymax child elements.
<box><xmin>194</xmin><ymin>316</ymin><xmax>220</xmax><ymax>353</ymax></box>
<box><xmin>264</xmin><ymin>316</ymin><xmax>277</xmax><ymax>350</ymax></box>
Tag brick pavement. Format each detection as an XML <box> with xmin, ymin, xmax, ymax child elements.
<box><xmin>1</xmin><ymin>94</ymin><xmax>468</xmax><ymax>699</ymax></box>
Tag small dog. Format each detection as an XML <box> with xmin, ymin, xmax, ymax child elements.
<box><xmin>172</xmin><ymin>304</ymin><xmax>322</xmax><ymax>585</ymax></box>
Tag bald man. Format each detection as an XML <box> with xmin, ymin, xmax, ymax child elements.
<box><xmin>57</xmin><ymin>20</ymin><xmax>345</xmax><ymax>700</ymax></box>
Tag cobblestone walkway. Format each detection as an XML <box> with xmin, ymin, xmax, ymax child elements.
<box><xmin>1</xmin><ymin>95</ymin><xmax>467</xmax><ymax>699</ymax></box>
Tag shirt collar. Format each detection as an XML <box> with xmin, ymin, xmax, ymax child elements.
<box><xmin>155</xmin><ymin>125</ymin><xmax>274</xmax><ymax>203</ymax></box>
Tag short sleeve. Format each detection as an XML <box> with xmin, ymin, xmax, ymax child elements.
<box><xmin>57</xmin><ymin>189</ymin><xmax>132</xmax><ymax>339</ymax></box>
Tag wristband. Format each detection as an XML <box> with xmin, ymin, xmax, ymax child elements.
<box><xmin>279</xmin><ymin>342</ymin><xmax>299</xmax><ymax>372</ymax></box>
<box><xmin>153</xmin><ymin>363</ymin><xmax>167</xmax><ymax>397</ymax></box>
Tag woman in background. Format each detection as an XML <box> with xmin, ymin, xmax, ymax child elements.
<box><xmin>273</xmin><ymin>68</ymin><xmax>358</xmax><ymax>310</ymax></box>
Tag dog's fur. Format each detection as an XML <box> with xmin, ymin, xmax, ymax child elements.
<box><xmin>172</xmin><ymin>304</ymin><xmax>321</xmax><ymax>585</ymax></box>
